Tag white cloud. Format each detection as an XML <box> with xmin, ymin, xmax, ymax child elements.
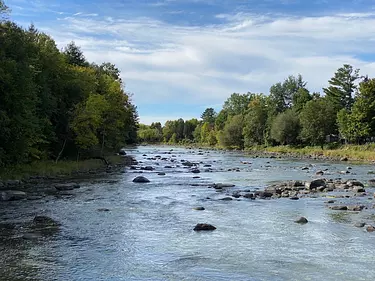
<box><xmin>34</xmin><ymin>10</ymin><xmax>375</xmax><ymax>121</ymax></box>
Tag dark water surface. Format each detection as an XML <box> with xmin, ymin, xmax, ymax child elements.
<box><xmin>1</xmin><ymin>146</ymin><xmax>375</xmax><ymax>281</ymax></box>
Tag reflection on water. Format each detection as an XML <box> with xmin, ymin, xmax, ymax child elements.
<box><xmin>1</xmin><ymin>145</ymin><xmax>375</xmax><ymax>281</ymax></box>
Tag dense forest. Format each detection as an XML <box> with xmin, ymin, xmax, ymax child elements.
<box><xmin>138</xmin><ymin>64</ymin><xmax>375</xmax><ymax>150</ymax></box>
<box><xmin>0</xmin><ymin>1</ymin><xmax>138</xmax><ymax>167</ymax></box>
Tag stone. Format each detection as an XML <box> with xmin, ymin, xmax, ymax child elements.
<box><xmin>158</xmin><ymin>172</ymin><xmax>166</xmax><ymax>176</ymax></box>
<box><xmin>347</xmin><ymin>205</ymin><xmax>365</xmax><ymax>212</ymax></box>
<box><xmin>316</xmin><ymin>170</ymin><xmax>324</xmax><ymax>176</ymax></box>
<box><xmin>220</xmin><ymin>197</ymin><xmax>233</xmax><ymax>201</ymax></box>
<box><xmin>119</xmin><ymin>149</ymin><xmax>127</xmax><ymax>156</ymax></box>
<box><xmin>243</xmin><ymin>193</ymin><xmax>254</xmax><ymax>199</ymax></box>
<box><xmin>301</xmin><ymin>167</ymin><xmax>309</xmax><ymax>170</ymax></box>
<box><xmin>55</xmin><ymin>183</ymin><xmax>79</xmax><ymax>191</ymax></box>
<box><xmin>294</xmin><ymin>217</ymin><xmax>308</xmax><ymax>224</ymax></box>
<box><xmin>1</xmin><ymin>190</ymin><xmax>27</xmax><ymax>201</ymax></box>
<box><xmin>97</xmin><ymin>208</ymin><xmax>110</xmax><ymax>212</ymax></box>
<box><xmin>193</xmin><ymin>223</ymin><xmax>216</xmax><ymax>231</ymax></box>
<box><xmin>340</xmin><ymin>157</ymin><xmax>348</xmax><ymax>161</ymax></box>
<box><xmin>193</xmin><ymin>207</ymin><xmax>205</xmax><ymax>211</ymax></box>
<box><xmin>132</xmin><ymin>176</ymin><xmax>150</xmax><ymax>183</ymax></box>
<box><xmin>329</xmin><ymin>205</ymin><xmax>348</xmax><ymax>210</ymax></box>
<box><xmin>326</xmin><ymin>200</ymin><xmax>335</xmax><ymax>204</ymax></box>
<box><xmin>347</xmin><ymin>181</ymin><xmax>364</xmax><ymax>187</ymax></box>
<box><xmin>353</xmin><ymin>186</ymin><xmax>366</xmax><ymax>193</ymax></box>
<box><xmin>306</xmin><ymin>179</ymin><xmax>326</xmax><ymax>190</ymax></box>
<box><xmin>211</xmin><ymin>183</ymin><xmax>235</xmax><ymax>189</ymax></box>
<box><xmin>142</xmin><ymin>166</ymin><xmax>154</xmax><ymax>171</ymax></box>
<box><xmin>290</xmin><ymin>196</ymin><xmax>299</xmax><ymax>200</ymax></box>
<box><xmin>366</xmin><ymin>225</ymin><xmax>375</xmax><ymax>232</ymax></box>
<box><xmin>354</xmin><ymin>222</ymin><xmax>366</xmax><ymax>228</ymax></box>
<box><xmin>191</xmin><ymin>169</ymin><xmax>200</xmax><ymax>174</ymax></box>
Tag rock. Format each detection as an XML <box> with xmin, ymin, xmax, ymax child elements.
<box><xmin>142</xmin><ymin>166</ymin><xmax>154</xmax><ymax>171</ymax></box>
<box><xmin>340</xmin><ymin>157</ymin><xmax>348</xmax><ymax>161</ymax></box>
<box><xmin>292</xmin><ymin>180</ymin><xmax>305</xmax><ymax>187</ymax></box>
<box><xmin>294</xmin><ymin>217</ymin><xmax>308</xmax><ymax>224</ymax></box>
<box><xmin>5</xmin><ymin>180</ymin><xmax>21</xmax><ymax>187</ymax></box>
<box><xmin>211</xmin><ymin>183</ymin><xmax>235</xmax><ymax>189</ymax></box>
<box><xmin>329</xmin><ymin>205</ymin><xmax>348</xmax><ymax>210</ymax></box>
<box><xmin>119</xmin><ymin>149</ymin><xmax>126</xmax><ymax>156</ymax></box>
<box><xmin>164</xmin><ymin>166</ymin><xmax>173</xmax><ymax>168</ymax></box>
<box><xmin>132</xmin><ymin>176</ymin><xmax>150</xmax><ymax>183</ymax></box>
<box><xmin>347</xmin><ymin>205</ymin><xmax>365</xmax><ymax>212</ymax></box>
<box><xmin>157</xmin><ymin>172</ymin><xmax>166</xmax><ymax>176</ymax></box>
<box><xmin>339</xmin><ymin>170</ymin><xmax>350</xmax><ymax>174</ymax></box>
<box><xmin>368</xmin><ymin>179</ymin><xmax>375</xmax><ymax>186</ymax></box>
<box><xmin>232</xmin><ymin>193</ymin><xmax>241</xmax><ymax>198</ymax></box>
<box><xmin>55</xmin><ymin>183</ymin><xmax>80</xmax><ymax>191</ymax></box>
<box><xmin>354</xmin><ymin>222</ymin><xmax>366</xmax><ymax>228</ymax></box>
<box><xmin>301</xmin><ymin>167</ymin><xmax>309</xmax><ymax>170</ymax></box>
<box><xmin>305</xmin><ymin>179</ymin><xmax>326</xmax><ymax>190</ymax></box>
<box><xmin>193</xmin><ymin>176</ymin><xmax>200</xmax><ymax>179</ymax></box>
<box><xmin>290</xmin><ymin>196</ymin><xmax>299</xmax><ymax>200</ymax></box>
<box><xmin>191</xmin><ymin>169</ymin><xmax>200</xmax><ymax>174</ymax></box>
<box><xmin>353</xmin><ymin>186</ymin><xmax>366</xmax><ymax>193</ymax></box>
<box><xmin>203</xmin><ymin>164</ymin><xmax>212</xmax><ymax>167</ymax></box>
<box><xmin>255</xmin><ymin>191</ymin><xmax>273</xmax><ymax>198</ymax></box>
<box><xmin>193</xmin><ymin>207</ymin><xmax>205</xmax><ymax>211</ymax></box>
<box><xmin>220</xmin><ymin>197</ymin><xmax>233</xmax><ymax>201</ymax></box>
<box><xmin>243</xmin><ymin>193</ymin><xmax>254</xmax><ymax>199</ymax></box>
<box><xmin>97</xmin><ymin>208</ymin><xmax>110</xmax><ymax>212</ymax></box>
<box><xmin>193</xmin><ymin>223</ymin><xmax>216</xmax><ymax>231</ymax></box>
<box><xmin>326</xmin><ymin>200</ymin><xmax>335</xmax><ymax>204</ymax></box>
<box><xmin>347</xmin><ymin>181</ymin><xmax>364</xmax><ymax>187</ymax></box>
<box><xmin>316</xmin><ymin>170</ymin><xmax>324</xmax><ymax>176</ymax></box>
<box><xmin>1</xmin><ymin>190</ymin><xmax>27</xmax><ymax>201</ymax></box>
<box><xmin>33</xmin><ymin>216</ymin><xmax>60</xmax><ymax>227</ymax></box>
<box><xmin>366</xmin><ymin>225</ymin><xmax>375</xmax><ymax>232</ymax></box>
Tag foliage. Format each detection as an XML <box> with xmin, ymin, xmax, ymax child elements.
<box><xmin>0</xmin><ymin>18</ymin><xmax>138</xmax><ymax>167</ymax></box>
<box><xmin>270</xmin><ymin>110</ymin><xmax>300</xmax><ymax>145</ymax></box>
<box><xmin>323</xmin><ymin>64</ymin><xmax>359</xmax><ymax>111</ymax></box>
<box><xmin>201</xmin><ymin>108</ymin><xmax>217</xmax><ymax>124</ymax></box>
<box><xmin>223</xmin><ymin>93</ymin><xmax>252</xmax><ymax>116</ymax></box>
<box><xmin>218</xmin><ymin>115</ymin><xmax>244</xmax><ymax>149</ymax></box>
<box><xmin>243</xmin><ymin>95</ymin><xmax>268</xmax><ymax>146</ymax></box>
<box><xmin>299</xmin><ymin>98</ymin><xmax>337</xmax><ymax>147</ymax></box>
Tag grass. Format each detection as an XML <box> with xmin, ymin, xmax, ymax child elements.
<box><xmin>255</xmin><ymin>144</ymin><xmax>375</xmax><ymax>162</ymax></box>
<box><xmin>0</xmin><ymin>155</ymin><xmax>126</xmax><ymax>180</ymax></box>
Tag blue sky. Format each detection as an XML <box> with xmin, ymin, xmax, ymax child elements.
<box><xmin>6</xmin><ymin>0</ymin><xmax>375</xmax><ymax>124</ymax></box>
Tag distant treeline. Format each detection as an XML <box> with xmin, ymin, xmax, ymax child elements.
<box><xmin>139</xmin><ymin>64</ymin><xmax>375</xmax><ymax>149</ymax></box>
<box><xmin>0</xmin><ymin>1</ymin><xmax>138</xmax><ymax>167</ymax></box>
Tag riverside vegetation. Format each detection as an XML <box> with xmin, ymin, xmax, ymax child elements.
<box><xmin>0</xmin><ymin>1</ymin><xmax>138</xmax><ymax>178</ymax></box>
<box><xmin>138</xmin><ymin>64</ymin><xmax>375</xmax><ymax>161</ymax></box>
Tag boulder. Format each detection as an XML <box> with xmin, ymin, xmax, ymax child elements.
<box><xmin>211</xmin><ymin>183</ymin><xmax>235</xmax><ymax>189</ymax></box>
<box><xmin>157</xmin><ymin>172</ymin><xmax>166</xmax><ymax>176</ymax></box>
<box><xmin>347</xmin><ymin>205</ymin><xmax>365</xmax><ymax>212</ymax></box>
<box><xmin>366</xmin><ymin>225</ymin><xmax>375</xmax><ymax>232</ymax></box>
<box><xmin>142</xmin><ymin>166</ymin><xmax>154</xmax><ymax>171</ymax></box>
<box><xmin>193</xmin><ymin>223</ymin><xmax>216</xmax><ymax>231</ymax></box>
<box><xmin>193</xmin><ymin>207</ymin><xmax>205</xmax><ymax>211</ymax></box>
<box><xmin>132</xmin><ymin>176</ymin><xmax>150</xmax><ymax>183</ymax></box>
<box><xmin>305</xmin><ymin>179</ymin><xmax>326</xmax><ymax>190</ymax></box>
<box><xmin>243</xmin><ymin>193</ymin><xmax>254</xmax><ymax>199</ymax></box>
<box><xmin>1</xmin><ymin>190</ymin><xmax>27</xmax><ymax>201</ymax></box>
<box><xmin>353</xmin><ymin>186</ymin><xmax>366</xmax><ymax>193</ymax></box>
<box><xmin>340</xmin><ymin>157</ymin><xmax>348</xmax><ymax>161</ymax></box>
<box><xmin>97</xmin><ymin>208</ymin><xmax>110</xmax><ymax>212</ymax></box>
<box><xmin>191</xmin><ymin>169</ymin><xmax>200</xmax><ymax>174</ymax></box>
<box><xmin>220</xmin><ymin>197</ymin><xmax>233</xmax><ymax>201</ymax></box>
<box><xmin>347</xmin><ymin>181</ymin><xmax>364</xmax><ymax>187</ymax></box>
<box><xmin>119</xmin><ymin>149</ymin><xmax>127</xmax><ymax>156</ymax></box>
<box><xmin>290</xmin><ymin>196</ymin><xmax>299</xmax><ymax>200</ymax></box>
<box><xmin>294</xmin><ymin>217</ymin><xmax>308</xmax><ymax>224</ymax></box>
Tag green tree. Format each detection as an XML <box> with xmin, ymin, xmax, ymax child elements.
<box><xmin>270</xmin><ymin>110</ymin><xmax>300</xmax><ymax>145</ymax></box>
<box><xmin>223</xmin><ymin>93</ymin><xmax>252</xmax><ymax>116</ymax></box>
<box><xmin>183</xmin><ymin>119</ymin><xmax>198</xmax><ymax>140</ymax></box>
<box><xmin>64</xmin><ymin>41</ymin><xmax>88</xmax><ymax>67</ymax></box>
<box><xmin>292</xmin><ymin>88</ymin><xmax>312</xmax><ymax>113</ymax></box>
<box><xmin>201</xmin><ymin>108</ymin><xmax>217</xmax><ymax>124</ymax></box>
<box><xmin>217</xmin><ymin>115</ymin><xmax>244</xmax><ymax>149</ymax></box>
<box><xmin>323</xmin><ymin>64</ymin><xmax>359</xmax><ymax>111</ymax></box>
<box><xmin>299</xmin><ymin>98</ymin><xmax>337</xmax><ymax>147</ymax></box>
<box><xmin>243</xmin><ymin>95</ymin><xmax>268</xmax><ymax>146</ymax></box>
<box><xmin>215</xmin><ymin>109</ymin><xmax>228</xmax><ymax>131</ymax></box>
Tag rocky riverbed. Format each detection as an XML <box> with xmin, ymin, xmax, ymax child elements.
<box><xmin>1</xmin><ymin>146</ymin><xmax>375</xmax><ymax>280</ymax></box>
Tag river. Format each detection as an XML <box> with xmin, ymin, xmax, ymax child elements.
<box><xmin>1</xmin><ymin>145</ymin><xmax>375</xmax><ymax>281</ymax></box>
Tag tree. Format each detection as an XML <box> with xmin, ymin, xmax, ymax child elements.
<box><xmin>292</xmin><ymin>88</ymin><xmax>312</xmax><ymax>113</ymax></box>
<box><xmin>323</xmin><ymin>64</ymin><xmax>359</xmax><ymax>111</ymax></box>
<box><xmin>243</xmin><ymin>95</ymin><xmax>268</xmax><ymax>146</ymax></box>
<box><xmin>217</xmin><ymin>115</ymin><xmax>244</xmax><ymax>149</ymax></box>
<box><xmin>215</xmin><ymin>109</ymin><xmax>228</xmax><ymax>131</ymax></box>
<box><xmin>299</xmin><ymin>98</ymin><xmax>337</xmax><ymax>147</ymax></box>
<box><xmin>183</xmin><ymin>119</ymin><xmax>198</xmax><ymax>140</ymax></box>
<box><xmin>201</xmin><ymin>108</ymin><xmax>216</xmax><ymax>124</ymax></box>
<box><xmin>64</xmin><ymin>41</ymin><xmax>88</xmax><ymax>67</ymax></box>
<box><xmin>270</xmin><ymin>110</ymin><xmax>300</xmax><ymax>145</ymax></box>
<box><xmin>0</xmin><ymin>0</ymin><xmax>9</xmax><ymax>18</ymax></box>
<box><xmin>223</xmin><ymin>93</ymin><xmax>252</xmax><ymax>116</ymax></box>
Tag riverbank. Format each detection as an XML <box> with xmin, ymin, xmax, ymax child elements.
<box><xmin>0</xmin><ymin>155</ymin><xmax>136</xmax><ymax>181</ymax></box>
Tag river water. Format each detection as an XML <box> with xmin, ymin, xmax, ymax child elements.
<box><xmin>1</xmin><ymin>145</ymin><xmax>375</xmax><ymax>281</ymax></box>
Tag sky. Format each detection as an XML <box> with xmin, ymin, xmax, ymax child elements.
<box><xmin>5</xmin><ymin>0</ymin><xmax>375</xmax><ymax>124</ymax></box>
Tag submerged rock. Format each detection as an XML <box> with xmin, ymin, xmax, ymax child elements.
<box><xmin>354</xmin><ymin>222</ymin><xmax>366</xmax><ymax>228</ymax></box>
<box><xmin>158</xmin><ymin>172</ymin><xmax>166</xmax><ymax>176</ymax></box>
<box><xmin>193</xmin><ymin>207</ymin><xmax>205</xmax><ymax>211</ymax></box>
<box><xmin>193</xmin><ymin>223</ymin><xmax>216</xmax><ymax>231</ymax></box>
<box><xmin>132</xmin><ymin>176</ymin><xmax>150</xmax><ymax>183</ymax></box>
<box><xmin>329</xmin><ymin>205</ymin><xmax>348</xmax><ymax>211</ymax></box>
<box><xmin>55</xmin><ymin>183</ymin><xmax>80</xmax><ymax>191</ymax></box>
<box><xmin>294</xmin><ymin>217</ymin><xmax>308</xmax><ymax>224</ymax></box>
<box><xmin>1</xmin><ymin>190</ymin><xmax>27</xmax><ymax>201</ymax></box>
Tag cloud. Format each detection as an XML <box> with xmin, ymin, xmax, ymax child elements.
<box><xmin>31</xmin><ymin>8</ymin><xmax>375</xmax><ymax>123</ymax></box>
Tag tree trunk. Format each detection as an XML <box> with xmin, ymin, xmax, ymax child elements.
<box><xmin>101</xmin><ymin>133</ymin><xmax>105</xmax><ymax>157</ymax></box>
<box><xmin>55</xmin><ymin>138</ymin><xmax>67</xmax><ymax>163</ymax></box>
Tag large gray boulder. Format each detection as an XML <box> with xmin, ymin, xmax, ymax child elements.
<box><xmin>305</xmin><ymin>179</ymin><xmax>326</xmax><ymax>190</ymax></box>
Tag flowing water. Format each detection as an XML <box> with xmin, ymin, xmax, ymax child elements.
<box><xmin>1</xmin><ymin>145</ymin><xmax>375</xmax><ymax>281</ymax></box>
